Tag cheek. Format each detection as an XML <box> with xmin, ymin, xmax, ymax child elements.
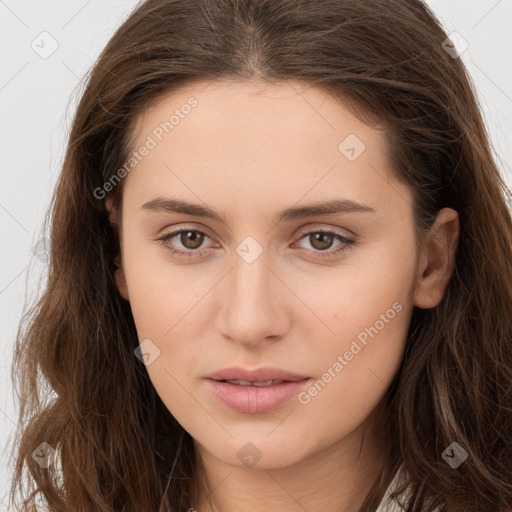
<box><xmin>293</xmin><ymin>245</ymin><xmax>415</xmax><ymax>423</ymax></box>
<box><xmin>122</xmin><ymin>252</ymin><xmax>207</xmax><ymax>418</ymax></box>
<box><xmin>297</xmin><ymin>235</ymin><xmax>416</xmax><ymax>340</ymax></box>
<box><xmin>121</xmin><ymin>230</ymin><xmax>204</xmax><ymax>336</ymax></box>
<box><xmin>121</xmin><ymin>235</ymin><xmax>216</xmax><ymax>400</ymax></box>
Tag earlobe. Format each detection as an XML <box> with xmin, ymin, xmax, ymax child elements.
<box><xmin>413</xmin><ymin>208</ymin><xmax>460</xmax><ymax>309</ymax></box>
<box><xmin>105</xmin><ymin>195</ymin><xmax>117</xmax><ymax>226</ymax></box>
<box><xmin>114</xmin><ymin>263</ymin><xmax>130</xmax><ymax>301</ymax></box>
<box><xmin>106</xmin><ymin>197</ymin><xmax>128</xmax><ymax>301</ymax></box>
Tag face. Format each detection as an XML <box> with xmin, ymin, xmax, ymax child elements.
<box><xmin>109</xmin><ymin>79</ymin><xmax>453</xmax><ymax>471</ymax></box>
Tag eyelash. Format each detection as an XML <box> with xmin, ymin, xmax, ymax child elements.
<box><xmin>157</xmin><ymin>226</ymin><xmax>356</xmax><ymax>261</ymax></box>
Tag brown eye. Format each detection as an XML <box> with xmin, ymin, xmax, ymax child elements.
<box><xmin>295</xmin><ymin>229</ymin><xmax>356</xmax><ymax>260</ymax></box>
<box><xmin>158</xmin><ymin>228</ymin><xmax>213</xmax><ymax>258</ymax></box>
<box><xmin>179</xmin><ymin>230</ymin><xmax>205</xmax><ymax>249</ymax></box>
<box><xmin>308</xmin><ymin>232</ymin><xmax>335</xmax><ymax>251</ymax></box>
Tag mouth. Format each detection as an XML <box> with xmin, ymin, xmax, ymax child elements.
<box><xmin>204</xmin><ymin>375</ymin><xmax>311</xmax><ymax>414</ymax></box>
<box><xmin>205</xmin><ymin>366</ymin><xmax>309</xmax><ymax>383</ymax></box>
<box><xmin>218</xmin><ymin>379</ymin><xmax>289</xmax><ymax>387</ymax></box>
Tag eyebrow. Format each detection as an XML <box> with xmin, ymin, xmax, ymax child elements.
<box><xmin>141</xmin><ymin>197</ymin><xmax>376</xmax><ymax>225</ymax></box>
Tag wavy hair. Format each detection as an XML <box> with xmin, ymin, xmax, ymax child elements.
<box><xmin>9</xmin><ymin>0</ymin><xmax>512</xmax><ymax>510</ymax></box>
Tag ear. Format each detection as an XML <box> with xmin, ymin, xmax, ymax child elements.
<box><xmin>105</xmin><ymin>195</ymin><xmax>117</xmax><ymax>225</ymax></box>
<box><xmin>413</xmin><ymin>207</ymin><xmax>460</xmax><ymax>309</ymax></box>
<box><xmin>114</xmin><ymin>265</ymin><xmax>130</xmax><ymax>302</ymax></box>
<box><xmin>105</xmin><ymin>195</ymin><xmax>130</xmax><ymax>302</ymax></box>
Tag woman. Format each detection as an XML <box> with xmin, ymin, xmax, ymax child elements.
<box><xmin>10</xmin><ymin>0</ymin><xmax>512</xmax><ymax>511</ymax></box>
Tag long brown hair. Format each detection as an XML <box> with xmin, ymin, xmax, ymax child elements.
<box><xmin>9</xmin><ymin>0</ymin><xmax>512</xmax><ymax>510</ymax></box>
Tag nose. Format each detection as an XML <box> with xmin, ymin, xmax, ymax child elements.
<box><xmin>215</xmin><ymin>250</ymin><xmax>291</xmax><ymax>347</ymax></box>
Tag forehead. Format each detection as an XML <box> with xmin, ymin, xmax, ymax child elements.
<box><xmin>132</xmin><ymin>78</ymin><xmax>381</xmax><ymax>157</ymax></box>
<box><xmin>122</xmin><ymin>79</ymin><xmax>408</xmax><ymax>220</ymax></box>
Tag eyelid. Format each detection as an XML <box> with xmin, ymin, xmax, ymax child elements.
<box><xmin>158</xmin><ymin>222</ymin><xmax>355</xmax><ymax>241</ymax></box>
<box><xmin>294</xmin><ymin>223</ymin><xmax>356</xmax><ymax>239</ymax></box>
<box><xmin>157</xmin><ymin>223</ymin><xmax>218</xmax><ymax>242</ymax></box>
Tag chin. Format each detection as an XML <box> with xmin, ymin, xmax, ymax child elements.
<box><xmin>202</xmin><ymin>435</ymin><xmax>310</xmax><ymax>471</ymax></box>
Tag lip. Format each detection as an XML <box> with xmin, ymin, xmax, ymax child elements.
<box><xmin>205</xmin><ymin>366</ymin><xmax>309</xmax><ymax>382</ymax></box>
<box><xmin>204</xmin><ymin>366</ymin><xmax>311</xmax><ymax>414</ymax></box>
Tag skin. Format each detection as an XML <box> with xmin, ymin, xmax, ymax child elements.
<box><xmin>107</xmin><ymin>79</ymin><xmax>459</xmax><ymax>512</ymax></box>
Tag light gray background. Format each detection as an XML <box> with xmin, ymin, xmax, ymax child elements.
<box><xmin>1</xmin><ymin>0</ymin><xmax>511</xmax><ymax>507</ymax></box>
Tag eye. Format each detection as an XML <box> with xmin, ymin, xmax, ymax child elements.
<box><xmin>293</xmin><ymin>229</ymin><xmax>355</xmax><ymax>260</ymax></box>
<box><xmin>158</xmin><ymin>228</ymin><xmax>214</xmax><ymax>258</ymax></box>
<box><xmin>157</xmin><ymin>227</ymin><xmax>356</xmax><ymax>260</ymax></box>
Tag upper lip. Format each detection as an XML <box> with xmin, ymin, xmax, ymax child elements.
<box><xmin>206</xmin><ymin>366</ymin><xmax>309</xmax><ymax>382</ymax></box>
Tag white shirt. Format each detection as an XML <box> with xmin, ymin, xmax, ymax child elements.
<box><xmin>375</xmin><ymin>465</ymin><xmax>443</xmax><ymax>512</ymax></box>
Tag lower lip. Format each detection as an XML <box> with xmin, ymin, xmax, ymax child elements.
<box><xmin>205</xmin><ymin>378</ymin><xmax>311</xmax><ymax>414</ymax></box>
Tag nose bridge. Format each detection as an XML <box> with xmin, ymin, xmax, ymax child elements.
<box><xmin>230</xmin><ymin>243</ymin><xmax>274</xmax><ymax>315</ymax></box>
<box><xmin>217</xmin><ymin>238</ymin><xmax>288</xmax><ymax>344</ymax></box>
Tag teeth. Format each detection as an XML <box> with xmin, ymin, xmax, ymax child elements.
<box><xmin>224</xmin><ymin>379</ymin><xmax>284</xmax><ymax>387</ymax></box>
<box><xmin>252</xmin><ymin>380</ymin><xmax>283</xmax><ymax>387</ymax></box>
